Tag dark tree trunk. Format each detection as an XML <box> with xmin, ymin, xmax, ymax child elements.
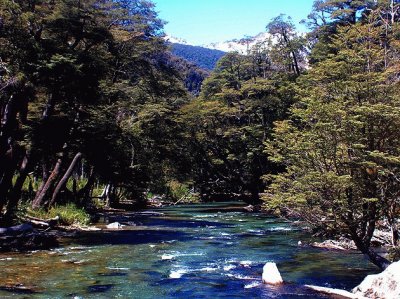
<box><xmin>352</xmin><ymin>231</ymin><xmax>391</xmax><ymax>270</ymax></box>
<box><xmin>4</xmin><ymin>151</ymin><xmax>31</xmax><ymax>219</ymax></box>
<box><xmin>0</xmin><ymin>146</ymin><xmax>22</xmax><ymax>211</ymax></box>
<box><xmin>0</xmin><ymin>167</ymin><xmax>14</xmax><ymax>212</ymax></box>
<box><xmin>291</xmin><ymin>50</ymin><xmax>301</xmax><ymax>76</ymax></box>
<box><xmin>33</xmin><ymin>161</ymin><xmax>49</xmax><ymax>203</ymax></box>
<box><xmin>32</xmin><ymin>157</ymin><xmax>63</xmax><ymax>209</ymax></box>
<box><xmin>365</xmin><ymin>248</ymin><xmax>391</xmax><ymax>270</ymax></box>
<box><xmin>49</xmin><ymin>152</ymin><xmax>82</xmax><ymax>207</ymax></box>
<box><xmin>282</xmin><ymin>33</ymin><xmax>301</xmax><ymax>77</ymax></box>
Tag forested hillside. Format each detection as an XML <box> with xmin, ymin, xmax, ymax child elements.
<box><xmin>1</xmin><ymin>0</ymin><xmax>400</xmax><ymax>271</ymax></box>
<box><xmin>170</xmin><ymin>43</ymin><xmax>226</xmax><ymax>70</ymax></box>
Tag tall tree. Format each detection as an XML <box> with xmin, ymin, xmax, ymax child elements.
<box><xmin>265</xmin><ymin>10</ymin><xmax>400</xmax><ymax>270</ymax></box>
<box><xmin>266</xmin><ymin>14</ymin><xmax>306</xmax><ymax>77</ymax></box>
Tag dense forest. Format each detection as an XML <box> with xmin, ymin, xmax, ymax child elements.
<box><xmin>0</xmin><ymin>0</ymin><xmax>400</xmax><ymax>271</ymax></box>
<box><xmin>170</xmin><ymin>43</ymin><xmax>226</xmax><ymax>70</ymax></box>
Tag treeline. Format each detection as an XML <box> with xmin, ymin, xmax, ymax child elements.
<box><xmin>0</xmin><ymin>0</ymin><xmax>190</xmax><ymax>220</ymax></box>
<box><xmin>179</xmin><ymin>0</ymin><xmax>400</xmax><ymax>270</ymax></box>
<box><xmin>264</xmin><ymin>0</ymin><xmax>400</xmax><ymax>270</ymax></box>
<box><xmin>1</xmin><ymin>0</ymin><xmax>400</xmax><ymax>270</ymax></box>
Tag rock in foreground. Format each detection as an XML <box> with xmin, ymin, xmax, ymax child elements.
<box><xmin>262</xmin><ymin>262</ymin><xmax>283</xmax><ymax>285</ymax></box>
<box><xmin>353</xmin><ymin>261</ymin><xmax>400</xmax><ymax>299</ymax></box>
<box><xmin>0</xmin><ymin>223</ymin><xmax>58</xmax><ymax>252</ymax></box>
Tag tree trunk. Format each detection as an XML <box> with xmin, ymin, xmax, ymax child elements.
<box><xmin>365</xmin><ymin>248</ymin><xmax>391</xmax><ymax>270</ymax></box>
<box><xmin>33</xmin><ymin>161</ymin><xmax>49</xmax><ymax>202</ymax></box>
<box><xmin>31</xmin><ymin>157</ymin><xmax>63</xmax><ymax>209</ymax></box>
<box><xmin>391</xmin><ymin>224</ymin><xmax>399</xmax><ymax>247</ymax></box>
<box><xmin>49</xmin><ymin>152</ymin><xmax>82</xmax><ymax>207</ymax></box>
<box><xmin>291</xmin><ymin>50</ymin><xmax>301</xmax><ymax>76</ymax></box>
<box><xmin>0</xmin><ymin>167</ymin><xmax>14</xmax><ymax>212</ymax></box>
<box><xmin>282</xmin><ymin>33</ymin><xmax>300</xmax><ymax>77</ymax></box>
<box><xmin>352</xmin><ymin>232</ymin><xmax>391</xmax><ymax>270</ymax></box>
<box><xmin>0</xmin><ymin>146</ymin><xmax>22</xmax><ymax>211</ymax></box>
<box><xmin>4</xmin><ymin>151</ymin><xmax>31</xmax><ymax>219</ymax></box>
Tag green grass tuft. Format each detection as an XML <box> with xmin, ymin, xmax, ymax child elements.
<box><xmin>27</xmin><ymin>203</ymin><xmax>91</xmax><ymax>226</ymax></box>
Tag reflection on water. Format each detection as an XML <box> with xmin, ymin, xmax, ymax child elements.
<box><xmin>0</xmin><ymin>202</ymin><xmax>378</xmax><ymax>298</ymax></box>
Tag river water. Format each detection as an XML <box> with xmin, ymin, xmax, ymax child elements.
<box><xmin>0</xmin><ymin>202</ymin><xmax>377</xmax><ymax>298</ymax></box>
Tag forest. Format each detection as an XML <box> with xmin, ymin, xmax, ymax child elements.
<box><xmin>0</xmin><ymin>0</ymin><xmax>399</xmax><ymax>274</ymax></box>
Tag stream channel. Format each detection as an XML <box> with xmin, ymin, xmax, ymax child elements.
<box><xmin>0</xmin><ymin>202</ymin><xmax>378</xmax><ymax>298</ymax></box>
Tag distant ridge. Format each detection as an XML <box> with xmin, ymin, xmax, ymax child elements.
<box><xmin>202</xmin><ymin>32</ymin><xmax>271</xmax><ymax>53</ymax></box>
<box><xmin>169</xmin><ymin>43</ymin><xmax>226</xmax><ymax>70</ymax></box>
<box><xmin>163</xmin><ymin>32</ymin><xmax>272</xmax><ymax>70</ymax></box>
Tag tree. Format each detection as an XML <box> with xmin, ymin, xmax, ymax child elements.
<box><xmin>0</xmin><ymin>0</ymin><xmax>188</xmax><ymax>219</ymax></box>
<box><xmin>178</xmin><ymin>45</ymin><xmax>297</xmax><ymax>203</ymax></box>
<box><xmin>266</xmin><ymin>14</ymin><xmax>306</xmax><ymax>77</ymax></box>
<box><xmin>265</xmin><ymin>11</ymin><xmax>400</xmax><ymax>270</ymax></box>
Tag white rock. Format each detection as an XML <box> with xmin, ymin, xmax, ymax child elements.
<box><xmin>262</xmin><ymin>262</ymin><xmax>283</xmax><ymax>285</ymax></box>
<box><xmin>240</xmin><ymin>260</ymin><xmax>252</xmax><ymax>268</ymax></box>
<box><xmin>353</xmin><ymin>261</ymin><xmax>400</xmax><ymax>299</ymax></box>
<box><xmin>169</xmin><ymin>269</ymin><xmax>187</xmax><ymax>279</ymax></box>
<box><xmin>106</xmin><ymin>222</ymin><xmax>123</xmax><ymax>229</ymax></box>
<box><xmin>161</xmin><ymin>254</ymin><xmax>174</xmax><ymax>260</ymax></box>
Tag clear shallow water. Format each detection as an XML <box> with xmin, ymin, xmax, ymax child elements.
<box><xmin>0</xmin><ymin>202</ymin><xmax>378</xmax><ymax>298</ymax></box>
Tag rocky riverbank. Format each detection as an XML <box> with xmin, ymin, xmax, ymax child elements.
<box><xmin>0</xmin><ymin>223</ymin><xmax>59</xmax><ymax>252</ymax></box>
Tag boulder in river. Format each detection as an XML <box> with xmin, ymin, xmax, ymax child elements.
<box><xmin>262</xmin><ymin>262</ymin><xmax>283</xmax><ymax>285</ymax></box>
<box><xmin>106</xmin><ymin>222</ymin><xmax>123</xmax><ymax>229</ymax></box>
<box><xmin>352</xmin><ymin>261</ymin><xmax>400</xmax><ymax>299</ymax></box>
<box><xmin>312</xmin><ymin>238</ymin><xmax>356</xmax><ymax>250</ymax></box>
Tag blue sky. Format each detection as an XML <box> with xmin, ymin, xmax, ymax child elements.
<box><xmin>152</xmin><ymin>0</ymin><xmax>316</xmax><ymax>45</ymax></box>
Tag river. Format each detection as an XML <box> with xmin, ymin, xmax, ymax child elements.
<box><xmin>0</xmin><ymin>202</ymin><xmax>377</xmax><ymax>298</ymax></box>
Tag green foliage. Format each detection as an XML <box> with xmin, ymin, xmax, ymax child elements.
<box><xmin>0</xmin><ymin>0</ymin><xmax>190</xmax><ymax>215</ymax></box>
<box><xmin>170</xmin><ymin>43</ymin><xmax>225</xmax><ymax>70</ymax></box>
<box><xmin>176</xmin><ymin>44</ymin><xmax>299</xmax><ymax>202</ymax></box>
<box><xmin>166</xmin><ymin>180</ymin><xmax>198</xmax><ymax>203</ymax></box>
<box><xmin>27</xmin><ymin>203</ymin><xmax>91</xmax><ymax>226</ymax></box>
<box><xmin>265</xmin><ymin>10</ymin><xmax>400</xmax><ymax>268</ymax></box>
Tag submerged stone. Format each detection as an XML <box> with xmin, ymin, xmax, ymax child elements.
<box><xmin>0</xmin><ymin>285</ymin><xmax>38</xmax><ymax>294</ymax></box>
<box><xmin>87</xmin><ymin>284</ymin><xmax>114</xmax><ymax>293</ymax></box>
<box><xmin>99</xmin><ymin>272</ymin><xmax>128</xmax><ymax>277</ymax></box>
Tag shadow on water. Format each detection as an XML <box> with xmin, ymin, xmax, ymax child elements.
<box><xmin>87</xmin><ymin>284</ymin><xmax>114</xmax><ymax>293</ymax></box>
<box><xmin>159</xmin><ymin>276</ymin><xmax>332</xmax><ymax>299</ymax></box>
<box><xmin>74</xmin><ymin>229</ymin><xmax>190</xmax><ymax>246</ymax></box>
<box><xmin>139</xmin><ymin>217</ymin><xmax>234</xmax><ymax>229</ymax></box>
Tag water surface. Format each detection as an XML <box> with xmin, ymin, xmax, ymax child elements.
<box><xmin>0</xmin><ymin>202</ymin><xmax>378</xmax><ymax>298</ymax></box>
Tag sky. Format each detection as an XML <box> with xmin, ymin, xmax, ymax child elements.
<box><xmin>152</xmin><ymin>0</ymin><xmax>316</xmax><ymax>45</ymax></box>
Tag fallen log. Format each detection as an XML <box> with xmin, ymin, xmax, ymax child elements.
<box><xmin>23</xmin><ymin>215</ymin><xmax>60</xmax><ymax>228</ymax></box>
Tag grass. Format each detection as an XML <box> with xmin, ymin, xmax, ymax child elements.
<box><xmin>27</xmin><ymin>203</ymin><xmax>91</xmax><ymax>226</ymax></box>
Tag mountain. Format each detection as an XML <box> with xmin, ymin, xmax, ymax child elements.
<box><xmin>164</xmin><ymin>35</ymin><xmax>189</xmax><ymax>45</ymax></box>
<box><xmin>202</xmin><ymin>32</ymin><xmax>271</xmax><ymax>53</ymax></box>
<box><xmin>168</xmin><ymin>43</ymin><xmax>226</xmax><ymax>70</ymax></box>
<box><xmin>163</xmin><ymin>32</ymin><xmax>271</xmax><ymax>70</ymax></box>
